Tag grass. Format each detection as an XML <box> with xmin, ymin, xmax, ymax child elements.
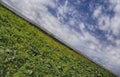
<box><xmin>0</xmin><ymin>4</ymin><xmax>116</xmax><ymax>77</ymax></box>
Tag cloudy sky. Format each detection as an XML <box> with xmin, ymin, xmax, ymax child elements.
<box><xmin>1</xmin><ymin>0</ymin><xmax>120</xmax><ymax>76</ymax></box>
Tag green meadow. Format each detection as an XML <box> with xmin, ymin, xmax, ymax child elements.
<box><xmin>0</xmin><ymin>4</ymin><xmax>115</xmax><ymax>77</ymax></box>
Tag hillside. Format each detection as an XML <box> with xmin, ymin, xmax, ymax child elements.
<box><xmin>0</xmin><ymin>4</ymin><xmax>116</xmax><ymax>77</ymax></box>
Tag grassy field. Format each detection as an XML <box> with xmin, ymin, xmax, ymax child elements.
<box><xmin>0</xmin><ymin>4</ymin><xmax>116</xmax><ymax>77</ymax></box>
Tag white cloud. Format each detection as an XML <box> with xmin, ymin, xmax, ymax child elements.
<box><xmin>93</xmin><ymin>6</ymin><xmax>102</xmax><ymax>18</ymax></box>
<box><xmin>93</xmin><ymin>0</ymin><xmax>120</xmax><ymax>36</ymax></box>
<box><xmin>92</xmin><ymin>0</ymin><xmax>120</xmax><ymax>75</ymax></box>
<box><xmin>2</xmin><ymin>0</ymin><xmax>120</xmax><ymax>76</ymax></box>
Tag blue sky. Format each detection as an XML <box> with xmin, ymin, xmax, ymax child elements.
<box><xmin>1</xmin><ymin>0</ymin><xmax>120</xmax><ymax>76</ymax></box>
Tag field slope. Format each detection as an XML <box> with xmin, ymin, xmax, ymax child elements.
<box><xmin>0</xmin><ymin>4</ymin><xmax>116</xmax><ymax>77</ymax></box>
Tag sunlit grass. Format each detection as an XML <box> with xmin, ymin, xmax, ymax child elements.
<box><xmin>0</xmin><ymin>4</ymin><xmax>116</xmax><ymax>77</ymax></box>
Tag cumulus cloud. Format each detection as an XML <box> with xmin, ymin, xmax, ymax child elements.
<box><xmin>92</xmin><ymin>0</ymin><xmax>120</xmax><ymax>75</ymax></box>
<box><xmin>93</xmin><ymin>6</ymin><xmax>102</xmax><ymax>18</ymax></box>
<box><xmin>1</xmin><ymin>0</ymin><xmax>120</xmax><ymax>76</ymax></box>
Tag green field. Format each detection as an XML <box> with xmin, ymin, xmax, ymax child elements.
<box><xmin>0</xmin><ymin>4</ymin><xmax>116</xmax><ymax>77</ymax></box>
